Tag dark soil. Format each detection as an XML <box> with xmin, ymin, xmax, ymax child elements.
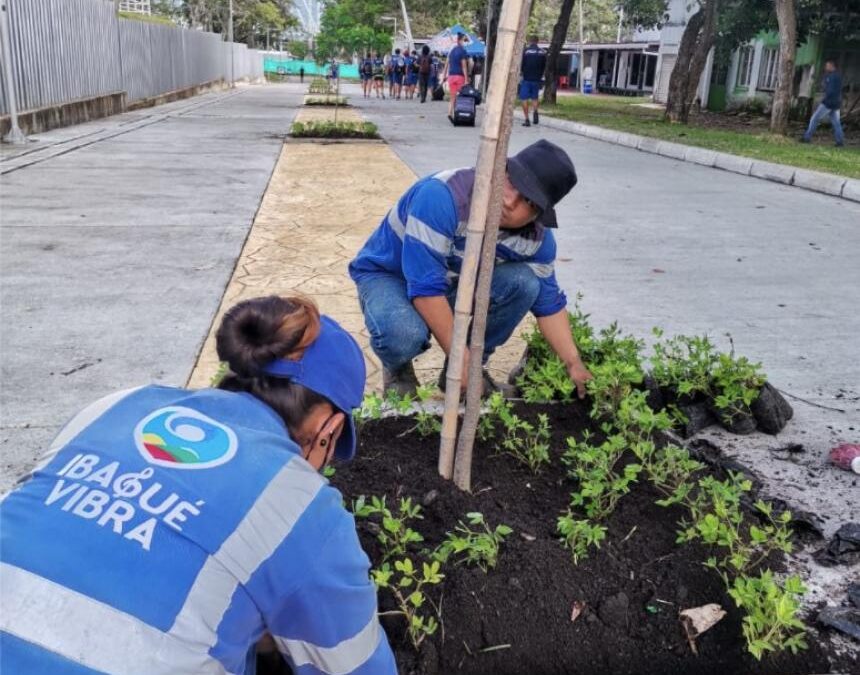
<box><xmin>329</xmin><ymin>402</ymin><xmax>852</xmax><ymax>675</ymax></box>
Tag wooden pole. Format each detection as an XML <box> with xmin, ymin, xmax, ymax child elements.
<box><xmin>438</xmin><ymin>0</ymin><xmax>531</xmax><ymax>483</ymax></box>
<box><xmin>453</xmin><ymin>0</ymin><xmax>531</xmax><ymax>491</ymax></box>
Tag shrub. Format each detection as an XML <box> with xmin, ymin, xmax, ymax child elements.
<box><xmin>289</xmin><ymin>120</ymin><xmax>379</xmax><ymax>139</ymax></box>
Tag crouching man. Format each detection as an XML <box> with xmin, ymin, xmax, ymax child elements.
<box><xmin>348</xmin><ymin>139</ymin><xmax>593</xmax><ymax>397</ymax></box>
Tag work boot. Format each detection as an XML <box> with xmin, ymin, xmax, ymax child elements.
<box><xmin>533</xmin><ymin>109</ymin><xmax>539</xmax><ymax>124</ymax></box>
<box><xmin>437</xmin><ymin>361</ymin><xmax>511</xmax><ymax>397</ymax></box>
<box><xmin>382</xmin><ymin>362</ymin><xmax>420</xmax><ymax>398</ymax></box>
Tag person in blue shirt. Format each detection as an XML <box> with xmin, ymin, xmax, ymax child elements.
<box><xmin>349</xmin><ymin>140</ymin><xmax>594</xmax><ymax>398</ymax></box>
<box><xmin>390</xmin><ymin>49</ymin><xmax>403</xmax><ymax>99</ymax></box>
<box><xmin>0</xmin><ymin>296</ymin><xmax>397</xmax><ymax>675</ymax></box>
<box><xmin>402</xmin><ymin>52</ymin><xmax>413</xmax><ymax>100</ymax></box>
<box><xmin>372</xmin><ymin>52</ymin><xmax>386</xmax><ymax>99</ymax></box>
<box><xmin>519</xmin><ymin>36</ymin><xmax>547</xmax><ymax>127</ymax></box>
<box><xmin>360</xmin><ymin>53</ymin><xmax>373</xmax><ymax>98</ymax></box>
<box><xmin>406</xmin><ymin>50</ymin><xmax>420</xmax><ymax>99</ymax></box>
<box><xmin>442</xmin><ymin>33</ymin><xmax>471</xmax><ymax>119</ymax></box>
<box><xmin>801</xmin><ymin>59</ymin><xmax>844</xmax><ymax>147</ymax></box>
<box><xmin>429</xmin><ymin>52</ymin><xmax>442</xmax><ymax>96</ymax></box>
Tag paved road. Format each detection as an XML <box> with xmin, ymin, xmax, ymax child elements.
<box><xmin>0</xmin><ymin>84</ymin><xmax>303</xmax><ymax>489</ymax></box>
<box><xmin>352</xmin><ymin>86</ymin><xmax>860</xmax><ymax>539</ymax></box>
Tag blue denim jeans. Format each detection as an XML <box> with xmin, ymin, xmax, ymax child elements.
<box><xmin>803</xmin><ymin>103</ymin><xmax>845</xmax><ymax>145</ymax></box>
<box><xmin>356</xmin><ymin>263</ymin><xmax>541</xmax><ymax>372</ymax></box>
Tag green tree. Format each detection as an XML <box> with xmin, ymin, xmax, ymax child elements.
<box><xmin>316</xmin><ymin>0</ymin><xmax>393</xmax><ymax>61</ymax></box>
<box><xmin>287</xmin><ymin>39</ymin><xmax>309</xmax><ymax>59</ymax></box>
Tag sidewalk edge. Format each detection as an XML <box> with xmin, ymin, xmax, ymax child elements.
<box><xmin>541</xmin><ymin>116</ymin><xmax>858</xmax><ymax>204</ymax></box>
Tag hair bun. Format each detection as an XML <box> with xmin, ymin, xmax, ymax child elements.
<box><xmin>215</xmin><ymin>296</ymin><xmax>320</xmax><ymax>377</ymax></box>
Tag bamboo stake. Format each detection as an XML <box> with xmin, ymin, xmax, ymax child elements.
<box><xmin>438</xmin><ymin>0</ymin><xmax>531</xmax><ymax>483</ymax></box>
<box><xmin>453</xmin><ymin>0</ymin><xmax>531</xmax><ymax>492</ymax></box>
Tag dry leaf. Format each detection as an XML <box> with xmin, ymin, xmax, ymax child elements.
<box><xmin>570</xmin><ymin>600</ymin><xmax>586</xmax><ymax>623</ymax></box>
<box><xmin>680</xmin><ymin>603</ymin><xmax>726</xmax><ymax>655</ymax></box>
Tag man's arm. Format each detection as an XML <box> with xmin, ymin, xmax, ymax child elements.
<box><xmin>461</xmin><ymin>55</ymin><xmax>470</xmax><ymax>84</ymax></box>
<box><xmin>536</xmin><ymin>309</ymin><xmax>593</xmax><ymax>399</ymax></box>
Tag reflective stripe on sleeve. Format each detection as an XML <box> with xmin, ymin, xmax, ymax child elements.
<box><xmin>387</xmin><ymin>208</ymin><xmax>405</xmax><ymax>239</ymax></box>
<box><xmin>527</xmin><ymin>261</ymin><xmax>554</xmax><ymax>278</ymax></box>
<box><xmin>275</xmin><ymin>612</ymin><xmax>381</xmax><ymax>675</ymax></box>
<box><xmin>0</xmin><ymin>562</ymin><xmax>227</xmax><ymax>675</ymax></box>
<box><xmin>169</xmin><ymin>456</ymin><xmax>326</xmax><ymax>648</ymax></box>
<box><xmin>405</xmin><ymin>215</ymin><xmax>451</xmax><ymax>256</ymax></box>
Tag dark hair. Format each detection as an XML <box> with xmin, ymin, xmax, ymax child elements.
<box><xmin>395</xmin><ymin>48</ymin><xmax>401</xmax><ymax>54</ymax></box>
<box><xmin>457</xmin><ymin>32</ymin><xmax>465</xmax><ymax>42</ymax></box>
<box><xmin>421</xmin><ymin>45</ymin><xmax>430</xmax><ymax>56</ymax></box>
<box><xmin>215</xmin><ymin>296</ymin><xmax>329</xmax><ymax>433</ymax></box>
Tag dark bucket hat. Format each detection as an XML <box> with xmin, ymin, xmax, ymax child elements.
<box><xmin>507</xmin><ymin>139</ymin><xmax>577</xmax><ymax>228</ymax></box>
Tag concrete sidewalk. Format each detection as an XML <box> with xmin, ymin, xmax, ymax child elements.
<box><xmin>0</xmin><ymin>83</ymin><xmax>302</xmax><ymax>491</ymax></box>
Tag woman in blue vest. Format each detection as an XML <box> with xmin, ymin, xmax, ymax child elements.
<box><xmin>0</xmin><ymin>296</ymin><xmax>396</xmax><ymax>675</ymax></box>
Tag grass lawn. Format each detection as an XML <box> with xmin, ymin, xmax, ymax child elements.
<box><xmin>543</xmin><ymin>94</ymin><xmax>860</xmax><ymax>179</ymax></box>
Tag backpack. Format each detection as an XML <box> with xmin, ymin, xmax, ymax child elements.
<box><xmin>419</xmin><ymin>55</ymin><xmax>431</xmax><ymax>75</ymax></box>
<box><xmin>362</xmin><ymin>60</ymin><xmax>372</xmax><ymax>75</ymax></box>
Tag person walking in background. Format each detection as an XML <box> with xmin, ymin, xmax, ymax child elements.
<box><xmin>519</xmin><ymin>35</ymin><xmax>547</xmax><ymax>127</ymax></box>
<box><xmin>390</xmin><ymin>49</ymin><xmax>404</xmax><ymax>99</ymax></box>
<box><xmin>406</xmin><ymin>50</ymin><xmax>420</xmax><ymax>100</ymax></box>
<box><xmin>360</xmin><ymin>53</ymin><xmax>373</xmax><ymax>98</ymax></box>
<box><xmin>384</xmin><ymin>52</ymin><xmax>394</xmax><ymax>98</ymax></box>
<box><xmin>442</xmin><ymin>33</ymin><xmax>470</xmax><ymax>120</ymax></box>
<box><xmin>372</xmin><ymin>52</ymin><xmax>386</xmax><ymax>99</ymax></box>
<box><xmin>430</xmin><ymin>52</ymin><xmax>442</xmax><ymax>100</ymax></box>
<box><xmin>417</xmin><ymin>45</ymin><xmax>433</xmax><ymax>103</ymax></box>
<box><xmin>801</xmin><ymin>59</ymin><xmax>845</xmax><ymax>147</ymax></box>
<box><xmin>299</xmin><ymin>65</ymin><xmax>305</xmax><ymax>83</ymax></box>
<box><xmin>402</xmin><ymin>50</ymin><xmax>414</xmax><ymax>100</ymax></box>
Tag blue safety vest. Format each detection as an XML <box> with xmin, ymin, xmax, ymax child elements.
<box><xmin>0</xmin><ymin>385</ymin><xmax>395</xmax><ymax>675</ymax></box>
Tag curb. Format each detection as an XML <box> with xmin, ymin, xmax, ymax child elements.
<box><xmin>541</xmin><ymin>116</ymin><xmax>859</xmax><ymax>204</ymax></box>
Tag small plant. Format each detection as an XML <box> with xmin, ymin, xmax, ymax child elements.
<box><xmin>289</xmin><ymin>120</ymin><xmax>379</xmax><ymax>139</ymax></box>
<box><xmin>384</xmin><ymin>388</ymin><xmax>415</xmax><ymax>415</ymax></box>
<box><xmin>711</xmin><ymin>351</ymin><xmax>765</xmax><ymax>423</ymax></box>
<box><xmin>322</xmin><ymin>465</ymin><xmax>336</xmax><ymax>478</ymax></box>
<box><xmin>649</xmin><ymin>330</ymin><xmax>718</xmax><ymax>400</ymax></box>
<box><xmin>557</xmin><ymin>513</ymin><xmax>607</xmax><ymax>564</ymax></box>
<box><xmin>728</xmin><ymin>571</ymin><xmax>808</xmax><ymax>660</ymax></box>
<box><xmin>357</xmin><ymin>391</ymin><xmax>384</xmax><ymax>425</ymax></box>
<box><xmin>412</xmin><ymin>384</ymin><xmax>441</xmax><ymax>437</ymax></box>
<box><xmin>304</xmin><ymin>95</ymin><xmax>349</xmax><ymax>106</ymax></box>
<box><xmin>587</xmin><ymin>360</ymin><xmax>645</xmax><ymax>421</ymax></box>
<box><xmin>373</xmin><ymin>558</ymin><xmax>443</xmax><ymax>649</ymax></box>
<box><xmin>489</xmin><ymin>393</ymin><xmax>551</xmax><ymax>472</ymax></box>
<box><xmin>433</xmin><ymin>512</ymin><xmax>513</xmax><ymax>573</ymax></box>
<box><xmin>562</xmin><ymin>433</ymin><xmax>640</xmax><ymax>520</ymax></box>
<box><xmin>352</xmin><ymin>495</ymin><xmax>424</xmax><ymax>561</ymax></box>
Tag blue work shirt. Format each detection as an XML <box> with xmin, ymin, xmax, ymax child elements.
<box><xmin>521</xmin><ymin>43</ymin><xmax>547</xmax><ymax>82</ymax></box>
<box><xmin>0</xmin><ymin>385</ymin><xmax>396</xmax><ymax>675</ymax></box>
<box><xmin>822</xmin><ymin>71</ymin><xmax>842</xmax><ymax>110</ymax></box>
<box><xmin>448</xmin><ymin>46</ymin><xmax>468</xmax><ymax>76</ymax></box>
<box><xmin>349</xmin><ymin>168</ymin><xmax>567</xmax><ymax>318</ymax></box>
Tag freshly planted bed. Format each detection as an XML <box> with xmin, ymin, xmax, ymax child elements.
<box><xmin>334</xmin><ymin>404</ymin><xmax>850</xmax><ymax>675</ymax></box>
<box><xmin>327</xmin><ymin>308</ymin><xmax>853</xmax><ymax>675</ymax></box>
<box><xmin>289</xmin><ymin>120</ymin><xmax>379</xmax><ymax>140</ymax></box>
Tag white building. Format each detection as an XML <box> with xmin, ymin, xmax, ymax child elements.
<box><xmin>119</xmin><ymin>0</ymin><xmax>151</xmax><ymax>14</ymax></box>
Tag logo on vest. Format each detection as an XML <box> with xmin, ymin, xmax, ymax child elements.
<box><xmin>134</xmin><ymin>406</ymin><xmax>238</xmax><ymax>469</ymax></box>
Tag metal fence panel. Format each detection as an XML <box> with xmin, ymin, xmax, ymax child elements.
<box><xmin>0</xmin><ymin>0</ymin><xmax>264</xmax><ymax>115</ymax></box>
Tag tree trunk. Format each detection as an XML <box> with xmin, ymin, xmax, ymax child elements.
<box><xmin>770</xmin><ymin>0</ymin><xmax>797</xmax><ymax>134</ymax></box>
<box><xmin>542</xmin><ymin>0</ymin><xmax>576</xmax><ymax>105</ymax></box>
<box><xmin>664</xmin><ymin>0</ymin><xmax>718</xmax><ymax>124</ymax></box>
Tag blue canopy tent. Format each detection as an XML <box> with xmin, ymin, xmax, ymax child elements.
<box><xmin>428</xmin><ymin>24</ymin><xmax>486</xmax><ymax>57</ymax></box>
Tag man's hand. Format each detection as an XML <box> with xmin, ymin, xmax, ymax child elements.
<box><xmin>566</xmin><ymin>359</ymin><xmax>593</xmax><ymax>400</ymax></box>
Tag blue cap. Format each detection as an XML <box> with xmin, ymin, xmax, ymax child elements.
<box><xmin>261</xmin><ymin>315</ymin><xmax>366</xmax><ymax>461</ymax></box>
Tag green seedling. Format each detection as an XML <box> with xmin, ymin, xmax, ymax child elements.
<box><xmin>649</xmin><ymin>330</ymin><xmax>718</xmax><ymax>400</ymax></box>
<box><xmin>434</xmin><ymin>512</ymin><xmax>513</xmax><ymax>573</ymax></box>
<box><xmin>489</xmin><ymin>393</ymin><xmax>551</xmax><ymax>472</ymax></box>
<box><xmin>209</xmin><ymin>361</ymin><xmax>229</xmax><ymax>387</ymax></box>
<box><xmin>372</xmin><ymin>557</ymin><xmax>444</xmax><ymax>650</ymax></box>
<box><xmin>352</xmin><ymin>495</ymin><xmax>424</xmax><ymax>561</ymax></box>
<box><xmin>557</xmin><ymin>512</ymin><xmax>606</xmax><ymax>564</ymax></box>
<box><xmin>728</xmin><ymin>571</ymin><xmax>808</xmax><ymax>660</ymax></box>
<box><xmin>357</xmin><ymin>391</ymin><xmax>383</xmax><ymax>427</ymax></box>
<box><xmin>412</xmin><ymin>384</ymin><xmax>441</xmax><ymax>437</ymax></box>
<box><xmin>711</xmin><ymin>351</ymin><xmax>765</xmax><ymax>423</ymax></box>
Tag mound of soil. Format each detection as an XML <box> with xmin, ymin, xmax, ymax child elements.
<box><xmin>329</xmin><ymin>402</ymin><xmax>851</xmax><ymax>675</ymax></box>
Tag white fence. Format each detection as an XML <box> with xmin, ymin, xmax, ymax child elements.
<box><xmin>0</xmin><ymin>0</ymin><xmax>263</xmax><ymax>115</ymax></box>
